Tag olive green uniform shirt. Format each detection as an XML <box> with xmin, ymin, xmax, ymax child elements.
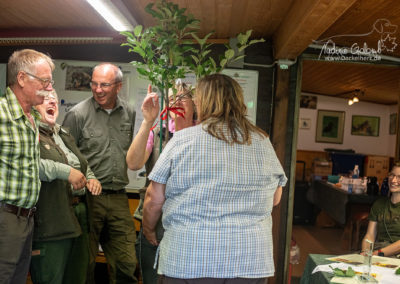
<box><xmin>369</xmin><ymin>197</ymin><xmax>400</xmax><ymax>243</ymax></box>
<box><xmin>62</xmin><ymin>97</ymin><xmax>135</xmax><ymax>190</ymax></box>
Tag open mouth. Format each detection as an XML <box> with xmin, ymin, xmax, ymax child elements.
<box><xmin>46</xmin><ymin>108</ymin><xmax>55</xmax><ymax>116</ymax></box>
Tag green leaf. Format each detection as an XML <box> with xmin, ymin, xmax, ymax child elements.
<box><xmin>137</xmin><ymin>68</ymin><xmax>149</xmax><ymax>76</ymax></box>
<box><xmin>396</xmin><ymin>267</ymin><xmax>400</xmax><ymax>275</ymax></box>
<box><xmin>209</xmin><ymin>57</ymin><xmax>217</xmax><ymax>69</ymax></box>
<box><xmin>225</xmin><ymin>49</ymin><xmax>235</xmax><ymax>60</ymax></box>
<box><xmin>201</xmin><ymin>49</ymin><xmax>211</xmax><ymax>58</ymax></box>
<box><xmin>191</xmin><ymin>55</ymin><xmax>199</xmax><ymax>64</ymax></box>
<box><xmin>232</xmin><ymin>55</ymin><xmax>245</xmax><ymax>62</ymax></box>
<box><xmin>134</xmin><ymin>25</ymin><xmax>143</xmax><ymax>37</ymax></box>
<box><xmin>220</xmin><ymin>58</ymin><xmax>227</xmax><ymax>68</ymax></box>
<box><xmin>249</xmin><ymin>38</ymin><xmax>265</xmax><ymax>45</ymax></box>
<box><xmin>345</xmin><ymin>267</ymin><xmax>355</xmax><ymax>277</ymax></box>
<box><xmin>133</xmin><ymin>46</ymin><xmax>146</xmax><ymax>58</ymax></box>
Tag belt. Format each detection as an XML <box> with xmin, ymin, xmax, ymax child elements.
<box><xmin>101</xmin><ymin>189</ymin><xmax>126</xmax><ymax>195</ymax></box>
<box><xmin>0</xmin><ymin>202</ymin><xmax>36</xmax><ymax>218</ymax></box>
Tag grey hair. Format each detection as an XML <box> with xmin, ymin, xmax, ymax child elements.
<box><xmin>7</xmin><ymin>49</ymin><xmax>55</xmax><ymax>86</ymax></box>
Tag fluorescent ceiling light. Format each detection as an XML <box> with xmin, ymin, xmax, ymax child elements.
<box><xmin>87</xmin><ymin>0</ymin><xmax>134</xmax><ymax>31</ymax></box>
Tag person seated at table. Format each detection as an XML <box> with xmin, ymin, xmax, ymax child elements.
<box><xmin>361</xmin><ymin>163</ymin><xmax>400</xmax><ymax>258</ymax></box>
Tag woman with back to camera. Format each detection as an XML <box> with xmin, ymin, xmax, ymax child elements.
<box><xmin>361</xmin><ymin>163</ymin><xmax>400</xmax><ymax>258</ymax></box>
<box><xmin>126</xmin><ymin>82</ymin><xmax>196</xmax><ymax>284</ymax></box>
<box><xmin>143</xmin><ymin>73</ymin><xmax>287</xmax><ymax>283</ymax></box>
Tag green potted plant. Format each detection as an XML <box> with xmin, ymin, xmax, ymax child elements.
<box><xmin>121</xmin><ymin>0</ymin><xmax>264</xmax><ymax>151</ymax></box>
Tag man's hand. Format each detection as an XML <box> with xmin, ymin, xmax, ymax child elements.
<box><xmin>143</xmin><ymin>228</ymin><xmax>159</xmax><ymax>246</ymax></box>
<box><xmin>142</xmin><ymin>85</ymin><xmax>159</xmax><ymax>124</ymax></box>
<box><xmin>68</xmin><ymin>168</ymin><xmax>87</xmax><ymax>190</ymax></box>
<box><xmin>86</xmin><ymin>179</ymin><xmax>102</xmax><ymax>195</ymax></box>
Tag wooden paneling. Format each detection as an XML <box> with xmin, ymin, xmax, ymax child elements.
<box><xmin>273</xmin><ymin>0</ymin><xmax>358</xmax><ymax>59</ymax></box>
<box><xmin>302</xmin><ymin>60</ymin><xmax>400</xmax><ymax>105</ymax></box>
<box><xmin>296</xmin><ymin>150</ymin><xmax>330</xmax><ymax>181</ymax></box>
<box><xmin>317</xmin><ymin>0</ymin><xmax>400</xmax><ymax>57</ymax></box>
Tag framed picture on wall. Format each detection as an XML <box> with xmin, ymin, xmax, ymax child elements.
<box><xmin>300</xmin><ymin>95</ymin><xmax>317</xmax><ymax>109</ymax></box>
<box><xmin>64</xmin><ymin>65</ymin><xmax>92</xmax><ymax>91</ymax></box>
<box><xmin>299</xmin><ymin>118</ymin><xmax>311</xmax><ymax>129</ymax></box>
<box><xmin>390</xmin><ymin>113</ymin><xmax>397</xmax><ymax>135</ymax></box>
<box><xmin>351</xmin><ymin>115</ymin><xmax>380</xmax><ymax>137</ymax></box>
<box><xmin>316</xmin><ymin>110</ymin><xmax>345</xmax><ymax>144</ymax></box>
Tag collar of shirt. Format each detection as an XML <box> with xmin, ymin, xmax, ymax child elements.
<box><xmin>6</xmin><ymin>87</ymin><xmax>41</xmax><ymax>123</ymax></box>
<box><xmin>92</xmin><ymin>96</ymin><xmax>123</xmax><ymax>112</ymax></box>
<box><xmin>39</xmin><ymin>122</ymin><xmax>62</xmax><ymax>135</ymax></box>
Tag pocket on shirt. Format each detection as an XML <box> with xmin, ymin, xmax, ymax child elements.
<box><xmin>120</xmin><ymin>123</ymin><xmax>133</xmax><ymax>149</ymax></box>
<box><xmin>82</xmin><ymin>128</ymin><xmax>104</xmax><ymax>152</ymax></box>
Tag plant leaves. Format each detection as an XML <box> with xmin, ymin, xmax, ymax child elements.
<box><xmin>134</xmin><ymin>25</ymin><xmax>143</xmax><ymax>37</ymax></box>
<box><xmin>396</xmin><ymin>267</ymin><xmax>400</xmax><ymax>275</ymax></box>
<box><xmin>225</xmin><ymin>49</ymin><xmax>235</xmax><ymax>60</ymax></box>
<box><xmin>330</xmin><ymin>266</ymin><xmax>355</xmax><ymax>278</ymax></box>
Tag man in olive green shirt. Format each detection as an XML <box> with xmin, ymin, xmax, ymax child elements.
<box><xmin>0</xmin><ymin>49</ymin><xmax>54</xmax><ymax>284</ymax></box>
<box><xmin>63</xmin><ymin>63</ymin><xmax>137</xmax><ymax>283</ymax></box>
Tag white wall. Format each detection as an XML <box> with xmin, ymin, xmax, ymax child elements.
<box><xmin>297</xmin><ymin>93</ymin><xmax>397</xmax><ymax>157</ymax></box>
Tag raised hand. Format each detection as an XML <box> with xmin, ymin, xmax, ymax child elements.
<box><xmin>141</xmin><ymin>85</ymin><xmax>159</xmax><ymax>124</ymax></box>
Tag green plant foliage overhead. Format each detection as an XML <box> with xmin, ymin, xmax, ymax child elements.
<box><xmin>121</xmin><ymin>0</ymin><xmax>264</xmax><ymax>150</ymax></box>
<box><xmin>121</xmin><ymin>0</ymin><xmax>265</xmax><ymax>93</ymax></box>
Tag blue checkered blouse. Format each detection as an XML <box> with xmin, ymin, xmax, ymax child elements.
<box><xmin>148</xmin><ymin>124</ymin><xmax>287</xmax><ymax>279</ymax></box>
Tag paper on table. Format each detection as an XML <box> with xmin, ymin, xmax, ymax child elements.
<box><xmin>327</xmin><ymin>254</ymin><xmax>400</xmax><ymax>268</ymax></box>
<box><xmin>312</xmin><ymin>262</ymin><xmax>400</xmax><ymax>283</ymax></box>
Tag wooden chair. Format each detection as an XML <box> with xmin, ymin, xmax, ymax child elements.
<box><xmin>347</xmin><ymin>206</ymin><xmax>370</xmax><ymax>251</ymax></box>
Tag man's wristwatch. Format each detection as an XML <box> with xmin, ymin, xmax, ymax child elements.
<box><xmin>377</xmin><ymin>249</ymin><xmax>384</xmax><ymax>257</ymax></box>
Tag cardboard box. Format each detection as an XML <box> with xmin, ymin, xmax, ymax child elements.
<box><xmin>364</xmin><ymin>155</ymin><xmax>390</xmax><ymax>185</ymax></box>
<box><xmin>312</xmin><ymin>160</ymin><xmax>332</xmax><ymax>176</ymax></box>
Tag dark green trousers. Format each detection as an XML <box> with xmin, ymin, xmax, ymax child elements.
<box><xmin>30</xmin><ymin>238</ymin><xmax>73</xmax><ymax>284</ymax></box>
<box><xmin>30</xmin><ymin>202</ymin><xmax>89</xmax><ymax>284</ymax></box>
<box><xmin>87</xmin><ymin>193</ymin><xmax>137</xmax><ymax>284</ymax></box>
<box><xmin>63</xmin><ymin>202</ymin><xmax>90</xmax><ymax>284</ymax></box>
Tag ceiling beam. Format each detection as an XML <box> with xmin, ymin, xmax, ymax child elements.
<box><xmin>273</xmin><ymin>0</ymin><xmax>358</xmax><ymax>60</ymax></box>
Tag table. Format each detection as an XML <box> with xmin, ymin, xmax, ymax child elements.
<box><xmin>310</xmin><ymin>180</ymin><xmax>379</xmax><ymax>225</ymax></box>
<box><xmin>300</xmin><ymin>254</ymin><xmax>335</xmax><ymax>284</ymax></box>
<box><xmin>301</xmin><ymin>253</ymin><xmax>400</xmax><ymax>284</ymax></box>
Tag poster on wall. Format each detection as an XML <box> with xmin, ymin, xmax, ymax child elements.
<box><xmin>300</xmin><ymin>95</ymin><xmax>317</xmax><ymax>109</ymax></box>
<box><xmin>315</xmin><ymin>110</ymin><xmax>345</xmax><ymax>144</ymax></box>
<box><xmin>64</xmin><ymin>65</ymin><xmax>92</xmax><ymax>91</ymax></box>
<box><xmin>299</xmin><ymin>118</ymin><xmax>311</xmax><ymax>129</ymax></box>
<box><xmin>351</xmin><ymin>115</ymin><xmax>380</xmax><ymax>137</ymax></box>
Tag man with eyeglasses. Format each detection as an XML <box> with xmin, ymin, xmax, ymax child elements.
<box><xmin>361</xmin><ymin>163</ymin><xmax>400</xmax><ymax>258</ymax></box>
<box><xmin>63</xmin><ymin>63</ymin><xmax>138</xmax><ymax>283</ymax></box>
<box><xmin>0</xmin><ymin>49</ymin><xmax>54</xmax><ymax>283</ymax></box>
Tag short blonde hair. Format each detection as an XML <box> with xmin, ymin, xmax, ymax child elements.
<box><xmin>7</xmin><ymin>49</ymin><xmax>55</xmax><ymax>86</ymax></box>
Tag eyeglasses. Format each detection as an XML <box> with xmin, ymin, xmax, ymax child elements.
<box><xmin>388</xmin><ymin>173</ymin><xmax>400</xmax><ymax>180</ymax></box>
<box><xmin>25</xmin><ymin>72</ymin><xmax>54</xmax><ymax>88</ymax></box>
<box><xmin>169</xmin><ymin>91</ymin><xmax>192</xmax><ymax>106</ymax></box>
<box><xmin>90</xmin><ymin>81</ymin><xmax>120</xmax><ymax>90</ymax></box>
<box><xmin>44</xmin><ymin>94</ymin><xmax>58</xmax><ymax>102</ymax></box>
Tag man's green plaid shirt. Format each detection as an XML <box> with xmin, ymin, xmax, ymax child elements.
<box><xmin>0</xmin><ymin>87</ymin><xmax>41</xmax><ymax>208</ymax></box>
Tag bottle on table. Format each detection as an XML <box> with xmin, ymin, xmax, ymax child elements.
<box><xmin>352</xmin><ymin>165</ymin><xmax>360</xmax><ymax>178</ymax></box>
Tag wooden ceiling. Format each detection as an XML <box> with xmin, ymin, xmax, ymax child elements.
<box><xmin>302</xmin><ymin>60</ymin><xmax>400</xmax><ymax>105</ymax></box>
<box><xmin>0</xmin><ymin>0</ymin><xmax>400</xmax><ymax>104</ymax></box>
